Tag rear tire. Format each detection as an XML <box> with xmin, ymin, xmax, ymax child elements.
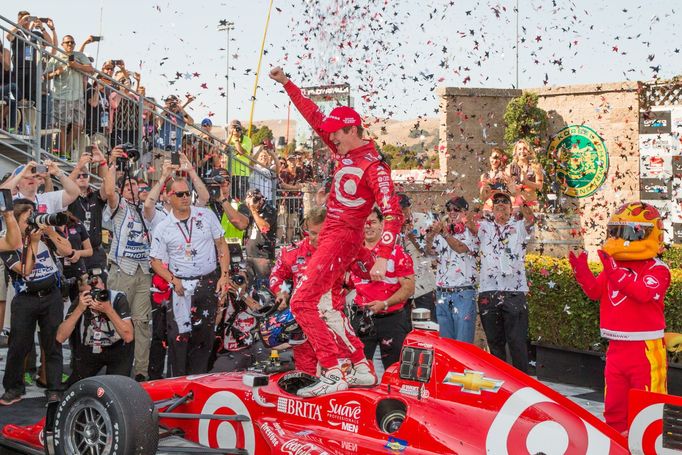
<box><xmin>53</xmin><ymin>375</ymin><xmax>158</xmax><ymax>455</ymax></box>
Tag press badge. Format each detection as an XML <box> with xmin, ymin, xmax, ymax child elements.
<box><xmin>100</xmin><ymin>111</ymin><xmax>109</xmax><ymax>128</ymax></box>
<box><xmin>24</xmin><ymin>47</ymin><xmax>32</xmax><ymax>61</ymax></box>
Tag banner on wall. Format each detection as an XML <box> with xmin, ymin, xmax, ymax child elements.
<box><xmin>639</xmin><ymin>110</ymin><xmax>672</xmax><ymax>134</ymax></box>
<box><xmin>548</xmin><ymin>125</ymin><xmax>609</xmax><ymax>198</ymax></box>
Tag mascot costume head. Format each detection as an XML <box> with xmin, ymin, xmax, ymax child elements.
<box><xmin>602</xmin><ymin>201</ymin><xmax>664</xmax><ymax>261</ymax></box>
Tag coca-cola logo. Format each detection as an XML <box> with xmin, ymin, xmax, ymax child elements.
<box><xmin>327</xmin><ymin>399</ymin><xmax>361</xmax><ymax>421</ymax></box>
<box><xmin>281</xmin><ymin>438</ymin><xmax>328</xmax><ymax>455</ymax></box>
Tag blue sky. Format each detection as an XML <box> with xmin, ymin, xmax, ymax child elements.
<box><xmin>3</xmin><ymin>0</ymin><xmax>680</xmax><ymax>126</ymax></box>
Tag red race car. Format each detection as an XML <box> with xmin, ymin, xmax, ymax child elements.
<box><xmin>0</xmin><ymin>310</ymin><xmax>678</xmax><ymax>455</ymax></box>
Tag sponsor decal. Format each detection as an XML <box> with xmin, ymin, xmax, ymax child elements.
<box><xmin>277</xmin><ymin>397</ymin><xmax>322</xmax><ymax>421</ymax></box>
<box><xmin>334</xmin><ymin>167</ymin><xmax>367</xmax><ymax>208</ymax></box>
<box><xmin>343</xmin><ymin>117</ymin><xmax>356</xmax><ymax>124</ymax></box>
<box><xmin>443</xmin><ymin>370</ymin><xmax>503</xmax><ymax>394</ymax></box>
<box><xmin>548</xmin><ymin>125</ymin><xmax>608</xmax><ymax>198</ymax></box>
<box><xmin>380</xmin><ymin>232</ymin><xmax>395</xmax><ymax>245</ymax></box>
<box><xmin>96</xmin><ymin>387</ymin><xmax>105</xmax><ymax>398</ymax></box>
<box><xmin>327</xmin><ymin>399</ymin><xmax>361</xmax><ymax>433</ymax></box>
<box><xmin>398</xmin><ymin>384</ymin><xmax>430</xmax><ymax>399</ymax></box>
<box><xmin>261</xmin><ymin>423</ymin><xmax>279</xmax><ymax>447</ymax></box>
<box><xmin>342</xmin><ymin>158</ymin><xmax>353</xmax><ymax>165</ymax></box>
<box><xmin>281</xmin><ymin>438</ymin><xmax>329</xmax><ymax>455</ymax></box>
<box><xmin>384</xmin><ymin>437</ymin><xmax>408</xmax><ymax>453</ymax></box>
<box><xmin>272</xmin><ymin>421</ymin><xmax>285</xmax><ymax>436</ymax></box>
<box><xmin>198</xmin><ymin>391</ymin><xmax>255</xmax><ymax>452</ymax></box>
<box><xmin>643</xmin><ymin>275</ymin><xmax>660</xmax><ymax>288</ymax></box>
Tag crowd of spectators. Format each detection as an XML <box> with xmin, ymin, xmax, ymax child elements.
<box><xmin>0</xmin><ymin>8</ymin><xmax>546</xmax><ymax>406</ymax></box>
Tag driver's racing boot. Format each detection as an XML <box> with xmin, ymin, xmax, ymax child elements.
<box><xmin>297</xmin><ymin>366</ymin><xmax>348</xmax><ymax>397</ymax></box>
<box><xmin>346</xmin><ymin>359</ymin><xmax>378</xmax><ymax>387</ymax></box>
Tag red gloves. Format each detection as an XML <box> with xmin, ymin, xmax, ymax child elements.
<box><xmin>568</xmin><ymin>250</ymin><xmax>601</xmax><ymax>300</ymax></box>
<box><xmin>597</xmin><ymin>250</ymin><xmax>630</xmax><ymax>287</ymax></box>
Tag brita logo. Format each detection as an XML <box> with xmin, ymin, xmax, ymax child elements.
<box><xmin>277</xmin><ymin>397</ymin><xmax>322</xmax><ymax>421</ymax></box>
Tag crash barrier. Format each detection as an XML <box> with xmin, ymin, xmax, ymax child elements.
<box><xmin>0</xmin><ymin>13</ymin><xmax>276</xmax><ymax>202</ymax></box>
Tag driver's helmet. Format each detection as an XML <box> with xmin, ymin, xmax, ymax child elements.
<box><xmin>259</xmin><ymin>308</ymin><xmax>307</xmax><ymax>349</ymax></box>
<box><xmin>602</xmin><ymin>201</ymin><xmax>664</xmax><ymax>261</ymax></box>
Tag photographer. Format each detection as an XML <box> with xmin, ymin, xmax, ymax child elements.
<box><xmin>150</xmin><ymin>178</ymin><xmax>231</xmax><ymax>376</ymax></box>
<box><xmin>68</xmin><ymin>145</ymin><xmax>109</xmax><ymax>275</ymax></box>
<box><xmin>158</xmin><ymin>95</ymin><xmax>193</xmax><ymax>152</ymax></box>
<box><xmin>211</xmin><ymin>268</ymin><xmax>269</xmax><ymax>373</ymax></box>
<box><xmin>227</xmin><ymin>120</ymin><xmax>253</xmax><ymax>201</ymax></box>
<box><xmin>204</xmin><ymin>168</ymin><xmax>249</xmax><ymax>244</ymax></box>
<box><xmin>101</xmin><ymin>146</ymin><xmax>157</xmax><ymax>381</ymax></box>
<box><xmin>243</xmin><ymin>188</ymin><xmax>277</xmax><ymax>287</ymax></box>
<box><xmin>425</xmin><ymin>196</ymin><xmax>479</xmax><ymax>343</ymax></box>
<box><xmin>0</xmin><ymin>200</ymin><xmax>74</xmax><ymax>405</ymax></box>
<box><xmin>2</xmin><ymin>160</ymin><xmax>80</xmax><ymax>214</ymax></box>
<box><xmin>56</xmin><ymin>271</ymin><xmax>133</xmax><ymax>386</ymax></box>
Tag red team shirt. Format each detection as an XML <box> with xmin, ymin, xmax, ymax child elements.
<box><xmin>350</xmin><ymin>244</ymin><xmax>414</xmax><ymax>315</ymax></box>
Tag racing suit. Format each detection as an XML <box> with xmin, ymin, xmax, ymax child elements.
<box><xmin>571</xmin><ymin>255</ymin><xmax>669</xmax><ymax>432</ymax></box>
<box><xmin>283</xmin><ymin>81</ymin><xmax>403</xmax><ymax>370</ymax></box>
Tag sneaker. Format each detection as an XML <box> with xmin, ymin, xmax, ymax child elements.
<box><xmin>346</xmin><ymin>359</ymin><xmax>378</xmax><ymax>388</ymax></box>
<box><xmin>23</xmin><ymin>373</ymin><xmax>34</xmax><ymax>387</ymax></box>
<box><xmin>0</xmin><ymin>390</ymin><xmax>23</xmax><ymax>406</ymax></box>
<box><xmin>297</xmin><ymin>367</ymin><xmax>348</xmax><ymax>397</ymax></box>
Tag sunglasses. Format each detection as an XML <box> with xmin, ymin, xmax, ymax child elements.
<box><xmin>62</xmin><ymin>41</ymin><xmax>75</xmax><ymax>45</ymax></box>
<box><xmin>139</xmin><ymin>186</ymin><xmax>151</xmax><ymax>192</ymax></box>
<box><xmin>172</xmin><ymin>191</ymin><xmax>191</xmax><ymax>198</ymax></box>
<box><xmin>76</xmin><ymin>173</ymin><xmax>89</xmax><ymax>179</ymax></box>
<box><xmin>607</xmin><ymin>222</ymin><xmax>653</xmax><ymax>242</ymax></box>
<box><xmin>492</xmin><ymin>198</ymin><xmax>511</xmax><ymax>205</ymax></box>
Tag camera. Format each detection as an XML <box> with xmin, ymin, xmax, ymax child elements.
<box><xmin>115</xmin><ymin>144</ymin><xmax>140</xmax><ymax>172</ymax></box>
<box><xmin>90</xmin><ymin>288</ymin><xmax>110</xmax><ymax>302</ymax></box>
<box><xmin>203</xmin><ymin>174</ymin><xmax>227</xmax><ymax>200</ymax></box>
<box><xmin>33</xmin><ymin>164</ymin><xmax>48</xmax><ymax>174</ymax></box>
<box><xmin>0</xmin><ymin>189</ymin><xmax>13</xmax><ymax>212</ymax></box>
<box><xmin>87</xmin><ymin>268</ymin><xmax>109</xmax><ymax>301</ymax></box>
<box><xmin>27</xmin><ymin>212</ymin><xmax>68</xmax><ymax>230</ymax></box>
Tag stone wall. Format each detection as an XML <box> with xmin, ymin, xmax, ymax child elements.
<box><xmin>406</xmin><ymin>81</ymin><xmax>641</xmax><ymax>258</ymax></box>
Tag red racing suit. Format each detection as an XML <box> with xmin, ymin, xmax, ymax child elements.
<box><xmin>283</xmin><ymin>81</ymin><xmax>403</xmax><ymax>369</ymax></box>
<box><xmin>571</xmin><ymin>253</ymin><xmax>670</xmax><ymax>432</ymax></box>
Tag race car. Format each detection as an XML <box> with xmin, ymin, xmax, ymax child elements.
<box><xmin>0</xmin><ymin>309</ymin><xmax>679</xmax><ymax>455</ymax></box>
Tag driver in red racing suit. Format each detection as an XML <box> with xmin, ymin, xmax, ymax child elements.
<box><xmin>270</xmin><ymin>67</ymin><xmax>403</xmax><ymax>397</ymax></box>
<box><xmin>569</xmin><ymin>202</ymin><xmax>669</xmax><ymax>433</ymax></box>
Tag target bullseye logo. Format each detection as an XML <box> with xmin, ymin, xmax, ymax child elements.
<box><xmin>333</xmin><ymin>167</ymin><xmax>366</xmax><ymax>208</ymax></box>
<box><xmin>628</xmin><ymin>403</ymin><xmax>672</xmax><ymax>455</ymax></box>
<box><xmin>198</xmin><ymin>391</ymin><xmax>255</xmax><ymax>453</ymax></box>
<box><xmin>486</xmin><ymin>387</ymin><xmax>612</xmax><ymax>454</ymax></box>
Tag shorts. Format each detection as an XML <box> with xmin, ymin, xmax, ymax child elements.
<box><xmin>0</xmin><ymin>261</ymin><xmax>6</xmax><ymax>301</ymax></box>
<box><xmin>53</xmin><ymin>98</ymin><xmax>85</xmax><ymax>127</ymax></box>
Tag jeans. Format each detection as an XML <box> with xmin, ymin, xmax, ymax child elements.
<box><xmin>436</xmin><ymin>288</ymin><xmax>477</xmax><ymax>343</ymax></box>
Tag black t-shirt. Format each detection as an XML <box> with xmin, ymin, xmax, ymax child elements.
<box><xmin>69</xmin><ymin>191</ymin><xmax>106</xmax><ymax>248</ymax></box>
<box><xmin>68</xmin><ymin>291</ymin><xmax>131</xmax><ymax>352</ymax></box>
<box><xmin>244</xmin><ymin>202</ymin><xmax>277</xmax><ymax>259</ymax></box>
<box><xmin>84</xmin><ymin>84</ymin><xmax>110</xmax><ymax>135</ymax></box>
<box><xmin>59</xmin><ymin>222</ymin><xmax>90</xmax><ymax>278</ymax></box>
<box><xmin>10</xmin><ymin>29</ymin><xmax>45</xmax><ymax>71</ymax></box>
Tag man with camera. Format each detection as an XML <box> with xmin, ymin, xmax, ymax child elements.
<box><xmin>150</xmin><ymin>178</ymin><xmax>231</xmax><ymax>376</ymax></box>
<box><xmin>204</xmin><ymin>168</ymin><xmax>249</xmax><ymax>244</ymax></box>
<box><xmin>227</xmin><ymin>120</ymin><xmax>253</xmax><ymax>201</ymax></box>
<box><xmin>425</xmin><ymin>196</ymin><xmax>479</xmax><ymax>343</ymax></box>
<box><xmin>243</xmin><ymin>188</ymin><xmax>277</xmax><ymax>287</ymax></box>
<box><xmin>159</xmin><ymin>95</ymin><xmax>194</xmax><ymax>152</ymax></box>
<box><xmin>2</xmin><ymin>160</ymin><xmax>81</xmax><ymax>215</ymax></box>
<box><xmin>45</xmin><ymin>34</ymin><xmax>94</xmax><ymax>157</ymax></box>
<box><xmin>0</xmin><ymin>199</ymin><xmax>75</xmax><ymax>405</ymax></box>
<box><xmin>56</xmin><ymin>270</ymin><xmax>133</xmax><ymax>386</ymax></box>
<box><xmin>68</xmin><ymin>145</ymin><xmax>109</xmax><ymax>275</ymax></box>
<box><xmin>102</xmin><ymin>145</ymin><xmax>159</xmax><ymax>381</ymax></box>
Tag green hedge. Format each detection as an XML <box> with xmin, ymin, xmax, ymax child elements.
<box><xmin>527</xmin><ymin>254</ymin><xmax>682</xmax><ymax>351</ymax></box>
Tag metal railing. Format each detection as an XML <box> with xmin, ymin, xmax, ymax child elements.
<box><xmin>0</xmin><ymin>12</ymin><xmax>276</xmax><ymax>201</ymax></box>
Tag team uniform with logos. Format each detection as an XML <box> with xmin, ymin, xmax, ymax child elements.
<box><xmin>0</xmin><ymin>241</ymin><xmax>64</xmax><ymax>396</ymax></box>
<box><xmin>573</xmin><ymin>257</ymin><xmax>669</xmax><ymax>432</ymax></box>
<box><xmin>283</xmin><ymin>81</ymin><xmax>403</xmax><ymax>370</ymax></box>
<box><xmin>349</xmin><ymin>244</ymin><xmax>414</xmax><ymax>368</ymax></box>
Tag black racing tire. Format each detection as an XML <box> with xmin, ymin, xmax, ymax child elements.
<box><xmin>53</xmin><ymin>375</ymin><xmax>158</xmax><ymax>455</ymax></box>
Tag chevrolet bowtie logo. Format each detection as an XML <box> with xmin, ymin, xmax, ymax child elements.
<box><xmin>443</xmin><ymin>370</ymin><xmax>504</xmax><ymax>394</ymax></box>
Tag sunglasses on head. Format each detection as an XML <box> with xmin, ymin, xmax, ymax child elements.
<box><xmin>172</xmin><ymin>191</ymin><xmax>191</xmax><ymax>198</ymax></box>
<box><xmin>607</xmin><ymin>222</ymin><xmax>654</xmax><ymax>242</ymax></box>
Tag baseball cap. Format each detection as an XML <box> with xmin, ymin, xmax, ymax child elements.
<box><xmin>230</xmin><ymin>119</ymin><xmax>242</xmax><ymax>128</ymax></box>
<box><xmin>319</xmin><ymin>106</ymin><xmax>362</xmax><ymax>133</ymax></box>
<box><xmin>491</xmin><ymin>191</ymin><xmax>512</xmax><ymax>205</ymax></box>
<box><xmin>445</xmin><ymin>196</ymin><xmax>469</xmax><ymax>211</ymax></box>
<box><xmin>396</xmin><ymin>193</ymin><xmax>412</xmax><ymax>209</ymax></box>
<box><xmin>201</xmin><ymin>118</ymin><xmax>212</xmax><ymax>127</ymax></box>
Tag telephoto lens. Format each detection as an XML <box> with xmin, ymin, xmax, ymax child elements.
<box><xmin>90</xmin><ymin>288</ymin><xmax>110</xmax><ymax>302</ymax></box>
<box><xmin>30</xmin><ymin>212</ymin><xmax>68</xmax><ymax>228</ymax></box>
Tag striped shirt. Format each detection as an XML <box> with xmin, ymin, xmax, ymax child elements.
<box><xmin>104</xmin><ymin>198</ymin><xmax>151</xmax><ymax>275</ymax></box>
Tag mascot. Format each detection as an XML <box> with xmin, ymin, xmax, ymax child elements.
<box><xmin>568</xmin><ymin>201</ymin><xmax>669</xmax><ymax>434</ymax></box>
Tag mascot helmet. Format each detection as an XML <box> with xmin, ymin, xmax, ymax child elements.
<box><xmin>259</xmin><ymin>308</ymin><xmax>306</xmax><ymax>349</ymax></box>
<box><xmin>602</xmin><ymin>201</ymin><xmax>663</xmax><ymax>261</ymax></box>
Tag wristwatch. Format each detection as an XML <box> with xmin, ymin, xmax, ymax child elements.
<box><xmin>220</xmin><ymin>198</ymin><xmax>229</xmax><ymax>205</ymax></box>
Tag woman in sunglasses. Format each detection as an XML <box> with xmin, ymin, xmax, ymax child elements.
<box><xmin>568</xmin><ymin>201</ymin><xmax>669</xmax><ymax>433</ymax></box>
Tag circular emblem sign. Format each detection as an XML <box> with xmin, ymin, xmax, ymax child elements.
<box><xmin>548</xmin><ymin>125</ymin><xmax>608</xmax><ymax>198</ymax></box>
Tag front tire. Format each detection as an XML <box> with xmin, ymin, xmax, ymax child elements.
<box><xmin>53</xmin><ymin>375</ymin><xmax>158</xmax><ymax>455</ymax></box>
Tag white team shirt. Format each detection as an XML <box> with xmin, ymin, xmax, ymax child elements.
<box><xmin>15</xmin><ymin>190</ymin><xmax>67</xmax><ymax>214</ymax></box>
<box><xmin>477</xmin><ymin>218</ymin><xmax>532</xmax><ymax>293</ymax></box>
<box><xmin>150</xmin><ymin>206</ymin><xmax>224</xmax><ymax>278</ymax></box>
<box><xmin>432</xmin><ymin>227</ymin><xmax>479</xmax><ymax>288</ymax></box>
